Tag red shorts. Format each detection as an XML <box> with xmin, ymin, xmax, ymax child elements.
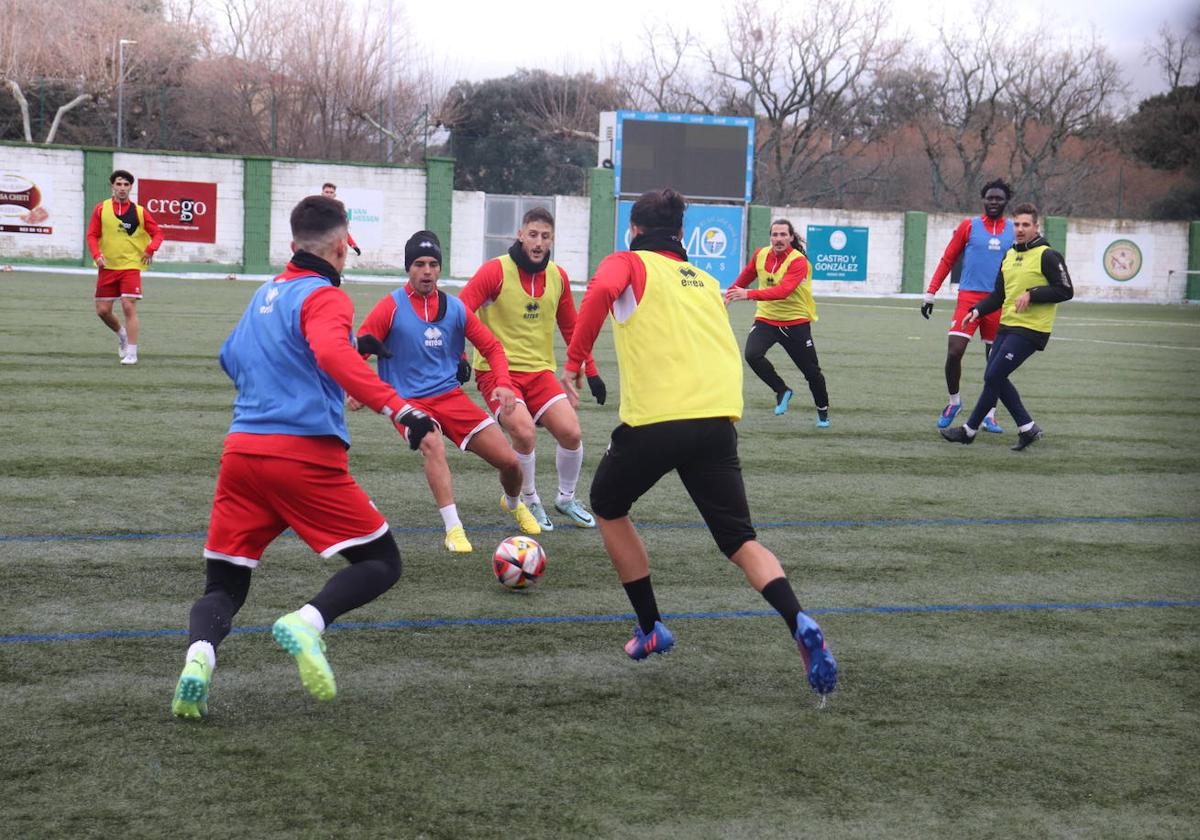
<box><xmin>950</xmin><ymin>290</ymin><xmax>1000</xmax><ymax>342</ymax></box>
<box><xmin>203</xmin><ymin>453</ymin><xmax>388</xmax><ymax>567</ymax></box>
<box><xmin>400</xmin><ymin>388</ymin><xmax>494</xmax><ymax>450</ymax></box>
<box><xmin>95</xmin><ymin>268</ymin><xmax>143</xmax><ymax>300</ymax></box>
<box><xmin>475</xmin><ymin>368</ymin><xmax>567</xmax><ymax>423</ymax></box>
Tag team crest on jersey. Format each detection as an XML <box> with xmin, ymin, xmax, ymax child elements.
<box><xmin>524</xmin><ymin>301</ymin><xmax>540</xmax><ymax>321</ymax></box>
<box><xmin>259</xmin><ymin>286</ymin><xmax>279</xmax><ymax>314</ymax></box>
<box><xmin>423</xmin><ymin>325</ymin><xmax>444</xmax><ymax>347</ymax></box>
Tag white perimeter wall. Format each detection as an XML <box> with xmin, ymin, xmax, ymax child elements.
<box><xmin>117</xmin><ymin>151</ymin><xmax>245</xmax><ymax>265</ymax></box>
<box><xmin>270</xmin><ymin>161</ymin><xmax>425</xmax><ymax>269</ymax></box>
<box><xmin>0</xmin><ymin>146</ymin><xmax>85</xmax><ymax>261</ymax></box>
<box><xmin>449</xmin><ymin>191</ymin><xmax>591</xmax><ymax>282</ymax></box>
<box><xmin>769</xmin><ymin>205</ymin><xmax>904</xmax><ymax>296</ymax></box>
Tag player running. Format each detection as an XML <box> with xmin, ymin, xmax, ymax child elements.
<box><xmin>171</xmin><ymin>195</ymin><xmax>435</xmax><ymax>718</ymax></box>
<box><xmin>353</xmin><ymin>231</ymin><xmax>542</xmax><ymax>552</ymax></box>
<box><xmin>725</xmin><ymin>218</ymin><xmax>830</xmax><ymax>427</ymax></box>
<box><xmin>922</xmin><ymin>178</ymin><xmax>1015</xmax><ymax>433</ymax></box>
<box><xmin>460</xmin><ymin>207</ymin><xmax>606</xmax><ymax>532</ymax></box>
<box><xmin>562</xmin><ymin>188</ymin><xmax>837</xmax><ymax>699</ymax></box>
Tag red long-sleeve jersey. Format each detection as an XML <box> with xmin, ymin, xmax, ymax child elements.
<box><xmin>731</xmin><ymin>246</ymin><xmax>812</xmax><ymax>326</ymax></box>
<box><xmin>357</xmin><ymin>284</ymin><xmax>515</xmax><ymax>392</ymax></box>
<box><xmin>86</xmin><ymin>199</ymin><xmax>164</xmax><ymax>260</ymax></box>
<box><xmin>459</xmin><ymin>258</ymin><xmax>599</xmax><ymax>377</ymax></box>
<box><xmin>927</xmin><ymin>215</ymin><xmax>1010</xmax><ymax>295</ymax></box>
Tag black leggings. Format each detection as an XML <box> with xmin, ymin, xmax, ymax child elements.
<box><xmin>188</xmin><ymin>532</ymin><xmax>402</xmax><ymax>648</ymax></box>
<box><xmin>744</xmin><ymin>321</ymin><xmax>829</xmax><ymax>408</ymax></box>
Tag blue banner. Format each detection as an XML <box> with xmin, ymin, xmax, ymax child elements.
<box><xmin>616</xmin><ymin>201</ymin><xmax>745</xmax><ymax>287</ymax></box>
<box><xmin>806</xmin><ymin>225</ymin><xmax>869</xmax><ymax>282</ymax></box>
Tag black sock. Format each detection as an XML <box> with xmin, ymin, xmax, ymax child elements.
<box><xmin>622</xmin><ymin>575</ymin><xmax>661</xmax><ymax>634</ymax></box>
<box><xmin>760</xmin><ymin>577</ymin><xmax>802</xmax><ymax>636</ymax></box>
<box><xmin>817</xmin><ymin>407</ymin><xmax>829</xmax><ymax>421</ymax></box>
<box><xmin>310</xmin><ymin>534</ymin><xmax>402</xmax><ymax>623</ymax></box>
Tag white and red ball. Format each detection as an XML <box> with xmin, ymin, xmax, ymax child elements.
<box><xmin>492</xmin><ymin>536</ymin><xmax>546</xmax><ymax>589</ymax></box>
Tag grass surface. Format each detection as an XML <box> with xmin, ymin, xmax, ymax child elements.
<box><xmin>1</xmin><ymin>272</ymin><xmax>1197</xmax><ymax>839</ymax></box>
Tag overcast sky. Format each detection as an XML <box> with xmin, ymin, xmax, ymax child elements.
<box><xmin>403</xmin><ymin>0</ymin><xmax>1193</xmax><ymax>105</ymax></box>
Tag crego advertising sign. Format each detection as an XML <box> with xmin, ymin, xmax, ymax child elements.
<box><xmin>806</xmin><ymin>225</ymin><xmax>869</xmax><ymax>281</ymax></box>
<box><xmin>137</xmin><ymin>179</ymin><xmax>218</xmax><ymax>243</ymax></box>
<box><xmin>616</xmin><ymin>200</ymin><xmax>745</xmax><ymax>287</ymax></box>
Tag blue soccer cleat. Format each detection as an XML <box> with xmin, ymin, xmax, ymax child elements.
<box><xmin>774</xmin><ymin>389</ymin><xmax>794</xmax><ymax>416</ymax></box>
<box><xmin>937</xmin><ymin>402</ymin><xmax>961</xmax><ymax>428</ymax></box>
<box><xmin>624</xmin><ymin>621</ymin><xmax>675</xmax><ymax>660</ymax></box>
<box><xmin>981</xmin><ymin>415</ymin><xmax>1004</xmax><ymax>434</ymax></box>
<box><xmin>794</xmin><ymin>611</ymin><xmax>838</xmax><ymax>696</ymax></box>
<box><xmin>816</xmin><ymin>408</ymin><xmax>830</xmax><ymax>429</ymax></box>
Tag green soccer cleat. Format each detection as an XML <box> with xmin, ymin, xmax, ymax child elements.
<box><xmin>171</xmin><ymin>652</ymin><xmax>211</xmax><ymax>719</ymax></box>
<box><xmin>272</xmin><ymin>612</ymin><xmax>337</xmax><ymax>701</ymax></box>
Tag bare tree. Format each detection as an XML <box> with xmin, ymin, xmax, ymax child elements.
<box><xmin>1007</xmin><ymin>33</ymin><xmax>1124</xmax><ymax>212</ymax></box>
<box><xmin>700</xmin><ymin>0</ymin><xmax>903</xmax><ymax>205</ymax></box>
<box><xmin>1145</xmin><ymin>18</ymin><xmax>1200</xmax><ymax>90</ymax></box>
<box><xmin>606</xmin><ymin>24</ymin><xmax>721</xmax><ymax>115</ymax></box>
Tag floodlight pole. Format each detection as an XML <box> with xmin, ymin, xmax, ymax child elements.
<box><xmin>385</xmin><ymin>0</ymin><xmax>395</xmax><ymax>162</ymax></box>
<box><xmin>117</xmin><ymin>39</ymin><xmax>137</xmax><ymax>148</ymax></box>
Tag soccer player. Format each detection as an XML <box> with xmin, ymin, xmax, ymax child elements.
<box><xmin>725</xmin><ymin>218</ymin><xmax>830</xmax><ymax>427</ymax></box>
<box><xmin>562</xmin><ymin>188</ymin><xmax>837</xmax><ymax>698</ymax></box>
<box><xmin>321</xmin><ymin>182</ymin><xmax>361</xmax><ymax>256</ymax></box>
<box><xmin>86</xmin><ymin>169</ymin><xmax>163</xmax><ymax>365</ymax></box>
<box><xmin>922</xmin><ymin>179</ymin><xmax>1016</xmax><ymax>432</ymax></box>
<box><xmin>940</xmin><ymin>202</ymin><xmax>1073</xmax><ymax>451</ymax></box>
<box><xmin>353</xmin><ymin>230</ymin><xmax>542</xmax><ymax>552</ymax></box>
<box><xmin>171</xmin><ymin>195</ymin><xmax>436</xmax><ymax>719</ymax></box>
<box><xmin>459</xmin><ymin>207</ymin><xmax>606</xmax><ymax>532</ymax></box>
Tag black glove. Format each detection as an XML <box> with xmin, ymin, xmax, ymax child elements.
<box><xmin>396</xmin><ymin>407</ymin><xmax>435</xmax><ymax>450</ymax></box>
<box><xmin>456</xmin><ymin>358</ymin><xmax>472</xmax><ymax>384</ymax></box>
<box><xmin>352</xmin><ymin>245</ymin><xmax>362</xmax><ymax>256</ymax></box>
<box><xmin>588</xmin><ymin>374</ymin><xmax>607</xmax><ymax>406</ymax></box>
<box><xmin>920</xmin><ymin>302</ymin><xmax>933</xmax><ymax>319</ymax></box>
<box><xmin>355</xmin><ymin>334</ymin><xmax>392</xmax><ymax>358</ymax></box>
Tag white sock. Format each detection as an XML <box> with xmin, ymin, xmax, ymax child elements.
<box><xmin>186</xmin><ymin>640</ymin><xmax>216</xmax><ymax>671</ymax></box>
<box><xmin>1018</xmin><ymin>421</ymin><xmax>1035</xmax><ymax>433</ymax></box>
<box><xmin>948</xmin><ymin>393</ymin><xmax>961</xmax><ymax>406</ymax></box>
<box><xmin>439</xmin><ymin>504</ymin><xmax>461</xmax><ymax>530</ymax></box>
<box><xmin>555</xmin><ymin>444</ymin><xmax>583</xmax><ymax>502</ymax></box>
<box><xmin>298</xmin><ymin>603</ymin><xmax>326</xmax><ymax>632</ymax></box>
<box><xmin>962</xmin><ymin>424</ymin><xmax>978</xmax><ymax>437</ymax></box>
<box><xmin>118</xmin><ymin>326</ymin><xmax>128</xmax><ymax>341</ymax></box>
<box><xmin>125</xmin><ymin>343</ymin><xmax>138</xmax><ymax>358</ymax></box>
<box><xmin>516</xmin><ymin>449</ymin><xmax>538</xmax><ymax>500</ymax></box>
<box><xmin>503</xmin><ymin>493</ymin><xmax>520</xmax><ymax>511</ymax></box>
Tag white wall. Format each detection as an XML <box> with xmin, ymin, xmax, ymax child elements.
<box><xmin>117</xmin><ymin>151</ymin><xmax>244</xmax><ymax>265</ymax></box>
<box><xmin>448</xmin><ymin>191</ymin><xmax>591</xmax><ymax>283</ymax></box>
<box><xmin>1064</xmin><ymin>217</ymin><xmax>1190</xmax><ymax>302</ymax></box>
<box><xmin>270</xmin><ymin>161</ymin><xmax>426</xmax><ymax>269</ymax></box>
<box><xmin>449</xmin><ymin>190</ymin><xmax>485</xmax><ymax>279</ymax></box>
<box><xmin>770</xmin><ymin>205</ymin><xmax>905</xmax><ymax>295</ymax></box>
<box><xmin>0</xmin><ymin>146</ymin><xmax>85</xmax><ymax>261</ymax></box>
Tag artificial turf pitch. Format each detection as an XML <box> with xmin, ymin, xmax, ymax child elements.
<box><xmin>1</xmin><ymin>271</ymin><xmax>1197</xmax><ymax>838</ymax></box>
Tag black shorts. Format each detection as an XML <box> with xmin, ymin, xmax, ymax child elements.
<box><xmin>589</xmin><ymin>417</ymin><xmax>757</xmax><ymax>558</ymax></box>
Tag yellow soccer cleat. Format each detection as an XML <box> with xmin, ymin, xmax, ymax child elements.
<box><xmin>444</xmin><ymin>524</ymin><xmax>473</xmax><ymax>553</ymax></box>
<box><xmin>501</xmin><ymin>495</ymin><xmax>542</xmax><ymax>535</ymax></box>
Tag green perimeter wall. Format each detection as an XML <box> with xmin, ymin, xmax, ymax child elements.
<box><xmin>588</xmin><ymin>168</ymin><xmax>615</xmax><ymax>277</ymax></box>
<box><xmin>1190</xmin><ymin>221</ymin><xmax>1200</xmax><ymax>301</ymax></box>
<box><xmin>425</xmin><ymin>157</ymin><xmax>454</xmax><ymax>270</ymax></box>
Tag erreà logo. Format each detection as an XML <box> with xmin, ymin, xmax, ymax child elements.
<box><xmin>258</xmin><ymin>285</ymin><xmax>279</xmax><ymax>314</ymax></box>
<box><xmin>423</xmin><ymin>326</ymin><xmax>444</xmax><ymax>347</ymax></box>
<box><xmin>524</xmin><ymin>301</ymin><xmax>540</xmax><ymax>320</ymax></box>
<box><xmin>679</xmin><ymin>266</ymin><xmax>704</xmax><ymax>288</ymax></box>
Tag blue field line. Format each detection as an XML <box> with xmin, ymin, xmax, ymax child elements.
<box><xmin>2</xmin><ymin>514</ymin><xmax>1198</xmax><ymax>545</ymax></box>
<box><xmin>3</xmin><ymin>598</ymin><xmax>1197</xmax><ymax>645</ymax></box>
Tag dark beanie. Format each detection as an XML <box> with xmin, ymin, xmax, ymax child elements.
<box><xmin>404</xmin><ymin>230</ymin><xmax>442</xmax><ymax>270</ymax></box>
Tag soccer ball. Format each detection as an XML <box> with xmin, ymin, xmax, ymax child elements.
<box><xmin>492</xmin><ymin>536</ymin><xmax>546</xmax><ymax>589</ymax></box>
